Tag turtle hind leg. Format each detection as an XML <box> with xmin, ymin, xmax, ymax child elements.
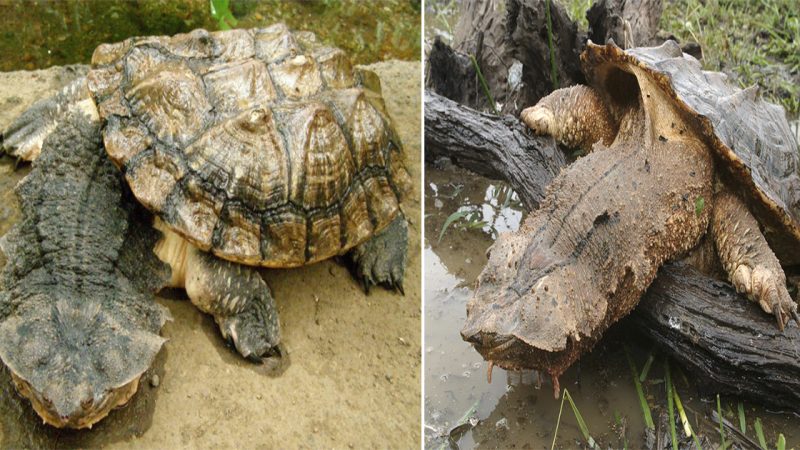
<box><xmin>2</xmin><ymin>77</ymin><xmax>92</xmax><ymax>162</ymax></box>
<box><xmin>711</xmin><ymin>191</ymin><xmax>799</xmax><ymax>329</ymax></box>
<box><xmin>348</xmin><ymin>215</ymin><xmax>408</xmax><ymax>294</ymax></box>
<box><xmin>183</xmin><ymin>248</ymin><xmax>281</xmax><ymax>362</ymax></box>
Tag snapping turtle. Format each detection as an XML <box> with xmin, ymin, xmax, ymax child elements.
<box><xmin>1</xmin><ymin>24</ymin><xmax>410</xmax><ymax>427</ymax></box>
<box><xmin>461</xmin><ymin>40</ymin><xmax>800</xmax><ymax>395</ymax></box>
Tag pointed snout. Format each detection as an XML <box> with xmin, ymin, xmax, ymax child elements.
<box><xmin>520</xmin><ymin>105</ymin><xmax>555</xmax><ymax>136</ymax></box>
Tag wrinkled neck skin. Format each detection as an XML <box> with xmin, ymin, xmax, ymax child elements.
<box><xmin>153</xmin><ymin>218</ymin><xmax>190</xmax><ymax>289</ymax></box>
<box><xmin>463</xmin><ymin>65</ymin><xmax>715</xmax><ymax>395</ymax></box>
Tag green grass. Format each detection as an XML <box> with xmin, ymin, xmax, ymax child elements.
<box><xmin>560</xmin><ymin>0</ymin><xmax>799</xmax><ymax>117</ymax></box>
<box><xmin>661</xmin><ymin>0</ymin><xmax>800</xmax><ymax>116</ymax></box>
<box><xmin>0</xmin><ymin>0</ymin><xmax>420</xmax><ymax>71</ymax></box>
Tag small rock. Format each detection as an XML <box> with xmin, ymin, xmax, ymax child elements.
<box><xmin>150</xmin><ymin>374</ymin><xmax>160</xmax><ymax>387</ymax></box>
<box><xmin>398</xmin><ymin>337</ymin><xmax>408</xmax><ymax>346</ymax></box>
<box><xmin>256</xmin><ymin>394</ymin><xmax>263</xmax><ymax>400</ymax></box>
<box><xmin>495</xmin><ymin>417</ymin><xmax>510</xmax><ymax>430</ymax></box>
<box><xmin>385</xmin><ymin>374</ymin><xmax>393</xmax><ymax>383</ymax></box>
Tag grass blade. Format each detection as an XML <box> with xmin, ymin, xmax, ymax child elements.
<box><xmin>437</xmin><ymin>210</ymin><xmax>468</xmax><ymax>243</ymax></box>
<box><xmin>718</xmin><ymin>395</ymin><xmax>727</xmax><ymax>449</ymax></box>
<box><xmin>468</xmin><ymin>55</ymin><xmax>497</xmax><ymax>114</ymax></box>
<box><xmin>550</xmin><ymin>389</ymin><xmax>568</xmax><ymax>450</ymax></box>
<box><xmin>614</xmin><ymin>411</ymin><xmax>629</xmax><ymax>450</ymax></box>
<box><xmin>737</xmin><ymin>402</ymin><xmax>746</xmax><ymax>434</ymax></box>
<box><xmin>665</xmin><ymin>360</ymin><xmax>678</xmax><ymax>450</ymax></box>
<box><xmin>564</xmin><ymin>389</ymin><xmax>595</xmax><ymax>448</ymax></box>
<box><xmin>639</xmin><ymin>350</ymin><xmax>656</xmax><ymax>382</ymax></box>
<box><xmin>754</xmin><ymin>418</ymin><xmax>767</xmax><ymax>449</ymax></box>
<box><xmin>673</xmin><ymin>388</ymin><xmax>701</xmax><ymax>450</ymax></box>
<box><xmin>777</xmin><ymin>433</ymin><xmax>786</xmax><ymax>450</ymax></box>
<box><xmin>625</xmin><ymin>346</ymin><xmax>654</xmax><ymax>429</ymax></box>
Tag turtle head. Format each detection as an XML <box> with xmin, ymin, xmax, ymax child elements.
<box><xmin>0</xmin><ymin>295</ymin><xmax>166</xmax><ymax>428</ymax></box>
<box><xmin>520</xmin><ymin>85</ymin><xmax>618</xmax><ymax>153</ymax></box>
<box><xmin>460</xmin><ymin>230</ymin><xmax>593</xmax><ymax>396</ymax></box>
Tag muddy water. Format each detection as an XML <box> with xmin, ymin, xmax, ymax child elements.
<box><xmin>424</xmin><ymin>166</ymin><xmax>800</xmax><ymax>449</ymax></box>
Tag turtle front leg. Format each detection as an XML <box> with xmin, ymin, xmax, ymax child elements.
<box><xmin>348</xmin><ymin>215</ymin><xmax>408</xmax><ymax>294</ymax></box>
<box><xmin>184</xmin><ymin>247</ymin><xmax>281</xmax><ymax>362</ymax></box>
<box><xmin>520</xmin><ymin>85</ymin><xmax>617</xmax><ymax>153</ymax></box>
<box><xmin>2</xmin><ymin>77</ymin><xmax>94</xmax><ymax>162</ymax></box>
<box><xmin>711</xmin><ymin>191</ymin><xmax>800</xmax><ymax>329</ymax></box>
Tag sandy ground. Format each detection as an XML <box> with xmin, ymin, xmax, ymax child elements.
<box><xmin>0</xmin><ymin>61</ymin><xmax>421</xmax><ymax>448</ymax></box>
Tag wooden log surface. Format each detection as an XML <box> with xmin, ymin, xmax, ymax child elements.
<box><xmin>424</xmin><ymin>87</ymin><xmax>800</xmax><ymax>414</ymax></box>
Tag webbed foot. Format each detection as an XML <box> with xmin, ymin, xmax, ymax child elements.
<box><xmin>216</xmin><ymin>290</ymin><xmax>281</xmax><ymax>362</ymax></box>
<box><xmin>348</xmin><ymin>215</ymin><xmax>408</xmax><ymax>294</ymax></box>
<box><xmin>732</xmin><ymin>264</ymin><xmax>799</xmax><ymax>330</ymax></box>
<box><xmin>184</xmin><ymin>249</ymin><xmax>281</xmax><ymax>361</ymax></box>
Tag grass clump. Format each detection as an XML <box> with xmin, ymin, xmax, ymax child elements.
<box><xmin>661</xmin><ymin>0</ymin><xmax>800</xmax><ymax>116</ymax></box>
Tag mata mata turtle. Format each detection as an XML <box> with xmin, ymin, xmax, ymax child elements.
<box><xmin>461</xmin><ymin>40</ymin><xmax>800</xmax><ymax>395</ymax></box>
<box><xmin>0</xmin><ymin>24</ymin><xmax>411</xmax><ymax>428</ymax></box>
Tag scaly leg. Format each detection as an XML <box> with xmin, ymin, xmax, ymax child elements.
<box><xmin>183</xmin><ymin>246</ymin><xmax>281</xmax><ymax>362</ymax></box>
<box><xmin>348</xmin><ymin>215</ymin><xmax>408</xmax><ymax>294</ymax></box>
<box><xmin>711</xmin><ymin>191</ymin><xmax>799</xmax><ymax>329</ymax></box>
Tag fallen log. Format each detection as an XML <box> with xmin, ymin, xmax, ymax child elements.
<box><xmin>424</xmin><ymin>88</ymin><xmax>800</xmax><ymax>414</ymax></box>
<box><xmin>424</xmin><ymin>91</ymin><xmax>565</xmax><ymax>209</ymax></box>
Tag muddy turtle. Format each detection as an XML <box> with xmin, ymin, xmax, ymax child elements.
<box><xmin>1</xmin><ymin>24</ymin><xmax>410</xmax><ymax>427</ymax></box>
<box><xmin>461</xmin><ymin>40</ymin><xmax>800</xmax><ymax>395</ymax></box>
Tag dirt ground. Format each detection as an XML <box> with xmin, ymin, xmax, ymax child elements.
<box><xmin>0</xmin><ymin>61</ymin><xmax>421</xmax><ymax>448</ymax></box>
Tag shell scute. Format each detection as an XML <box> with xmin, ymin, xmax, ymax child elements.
<box><xmin>261</xmin><ymin>210</ymin><xmax>307</xmax><ymax>266</ymax></box>
<box><xmin>202</xmin><ymin>60</ymin><xmax>276</xmax><ymax>117</ymax></box>
<box><xmin>126</xmin><ymin>63</ymin><xmax>210</xmax><ymax>148</ymax></box>
<box><xmin>185</xmin><ymin>108</ymin><xmax>288</xmax><ymax>209</ymax></box>
<box><xmin>308</xmin><ymin>212</ymin><xmax>342</xmax><ymax>262</ymax></box>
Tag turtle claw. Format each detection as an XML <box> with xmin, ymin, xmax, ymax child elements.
<box><xmin>348</xmin><ymin>216</ymin><xmax>408</xmax><ymax>295</ymax></box>
<box><xmin>790</xmin><ymin>307</ymin><xmax>800</xmax><ymax>327</ymax></box>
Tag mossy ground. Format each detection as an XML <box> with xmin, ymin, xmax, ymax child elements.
<box><xmin>0</xmin><ymin>0</ymin><xmax>420</xmax><ymax>71</ymax></box>
<box><xmin>563</xmin><ymin>0</ymin><xmax>799</xmax><ymax>117</ymax></box>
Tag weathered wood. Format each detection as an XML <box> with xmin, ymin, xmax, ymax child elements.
<box><xmin>425</xmin><ymin>38</ymin><xmax>479</xmax><ymax>108</ymax></box>
<box><xmin>587</xmin><ymin>0</ymin><xmax>664</xmax><ymax>48</ymax></box>
<box><xmin>424</xmin><ymin>91</ymin><xmax>567</xmax><ymax>209</ymax></box>
<box><xmin>424</xmin><ymin>89</ymin><xmax>800</xmax><ymax>413</ymax></box>
<box><xmin>635</xmin><ymin>263</ymin><xmax>800</xmax><ymax>414</ymax></box>
<box><xmin>447</xmin><ymin>0</ymin><xmax>585</xmax><ymax>115</ymax></box>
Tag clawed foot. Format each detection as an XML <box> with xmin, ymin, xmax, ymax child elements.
<box><xmin>349</xmin><ymin>216</ymin><xmax>408</xmax><ymax>294</ymax></box>
<box><xmin>216</xmin><ymin>297</ymin><xmax>281</xmax><ymax>363</ymax></box>
<box><xmin>733</xmin><ymin>264</ymin><xmax>799</xmax><ymax>330</ymax></box>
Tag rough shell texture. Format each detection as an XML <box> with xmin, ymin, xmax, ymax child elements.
<box><xmin>0</xmin><ymin>111</ymin><xmax>170</xmax><ymax>427</ymax></box>
<box><xmin>582</xmin><ymin>40</ymin><xmax>800</xmax><ymax>264</ymax></box>
<box><xmin>87</xmin><ymin>24</ymin><xmax>411</xmax><ymax>267</ymax></box>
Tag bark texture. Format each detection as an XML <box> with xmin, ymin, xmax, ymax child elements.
<box><xmin>587</xmin><ymin>0</ymin><xmax>663</xmax><ymax>48</ymax></box>
<box><xmin>448</xmin><ymin>0</ymin><xmax>585</xmax><ymax>115</ymax></box>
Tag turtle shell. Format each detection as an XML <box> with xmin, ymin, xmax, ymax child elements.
<box><xmin>582</xmin><ymin>40</ymin><xmax>800</xmax><ymax>264</ymax></box>
<box><xmin>85</xmin><ymin>24</ymin><xmax>411</xmax><ymax>267</ymax></box>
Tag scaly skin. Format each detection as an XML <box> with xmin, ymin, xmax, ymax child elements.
<box><xmin>520</xmin><ymin>85</ymin><xmax>617</xmax><ymax>153</ymax></box>
<box><xmin>465</xmin><ymin>63</ymin><xmax>800</xmax><ymax>397</ymax></box>
<box><xmin>712</xmin><ymin>191</ymin><xmax>799</xmax><ymax>329</ymax></box>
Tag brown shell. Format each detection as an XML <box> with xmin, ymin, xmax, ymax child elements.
<box><xmin>582</xmin><ymin>41</ymin><xmax>800</xmax><ymax>264</ymax></box>
<box><xmin>86</xmin><ymin>24</ymin><xmax>411</xmax><ymax>267</ymax></box>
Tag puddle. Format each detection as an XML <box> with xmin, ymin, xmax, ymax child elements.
<box><xmin>424</xmin><ymin>165</ymin><xmax>800</xmax><ymax>449</ymax></box>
